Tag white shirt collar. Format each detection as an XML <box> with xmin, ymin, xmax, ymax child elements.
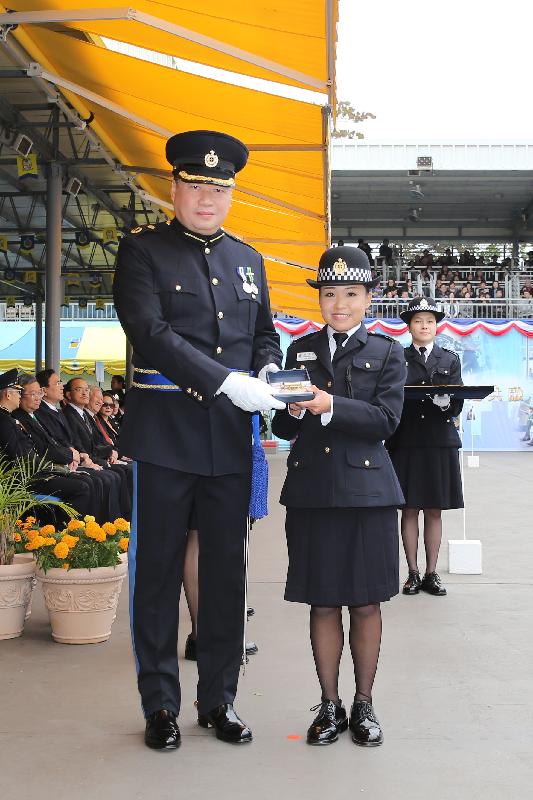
<box><xmin>414</xmin><ymin>341</ymin><xmax>434</xmax><ymax>357</ymax></box>
<box><xmin>68</xmin><ymin>402</ymin><xmax>86</xmax><ymax>418</ymax></box>
<box><xmin>327</xmin><ymin>323</ymin><xmax>362</xmax><ymax>358</ymax></box>
<box><xmin>43</xmin><ymin>400</ymin><xmax>58</xmax><ymax>412</ymax></box>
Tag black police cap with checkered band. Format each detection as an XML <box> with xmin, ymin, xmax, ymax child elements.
<box><xmin>399</xmin><ymin>296</ymin><xmax>445</xmax><ymax>323</ymax></box>
<box><xmin>307</xmin><ymin>245</ymin><xmax>379</xmax><ymax>289</ymax></box>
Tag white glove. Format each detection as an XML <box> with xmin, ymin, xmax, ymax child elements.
<box><xmin>218</xmin><ymin>372</ymin><xmax>286</xmax><ymax>412</ymax></box>
<box><xmin>258</xmin><ymin>363</ymin><xmax>280</xmax><ymax>383</ymax></box>
<box><xmin>432</xmin><ymin>393</ymin><xmax>451</xmax><ymax>409</ymax></box>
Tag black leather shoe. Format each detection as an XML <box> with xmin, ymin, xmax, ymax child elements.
<box><xmin>421</xmin><ymin>571</ymin><xmax>447</xmax><ymax>596</ymax></box>
<box><xmin>184</xmin><ymin>634</ymin><xmax>197</xmax><ymax>660</ymax></box>
<box><xmin>246</xmin><ymin>641</ymin><xmax>259</xmax><ymax>656</ymax></box>
<box><xmin>145</xmin><ymin>709</ymin><xmax>181</xmax><ymax>750</ymax></box>
<box><xmin>247</xmin><ymin>607</ymin><xmax>255</xmax><ymax>619</ymax></box>
<box><xmin>198</xmin><ymin>703</ymin><xmax>252</xmax><ymax>744</ymax></box>
<box><xmin>402</xmin><ymin>570</ymin><xmax>422</xmax><ymax>595</ymax></box>
<box><xmin>307</xmin><ymin>700</ymin><xmax>348</xmax><ymax>746</ymax></box>
<box><xmin>349</xmin><ymin>700</ymin><xmax>383</xmax><ymax>747</ymax></box>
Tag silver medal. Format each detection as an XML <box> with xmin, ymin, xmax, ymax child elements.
<box><xmin>243</xmin><ymin>282</ymin><xmax>252</xmax><ymax>294</ymax></box>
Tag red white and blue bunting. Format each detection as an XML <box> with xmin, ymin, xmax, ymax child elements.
<box><xmin>273</xmin><ymin>317</ymin><xmax>533</xmax><ymax>338</ymax></box>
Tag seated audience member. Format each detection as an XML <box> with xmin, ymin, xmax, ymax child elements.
<box><xmin>0</xmin><ymin>370</ymin><xmax>91</xmax><ymax>517</ymax></box>
<box><xmin>86</xmin><ymin>384</ymin><xmax>133</xmax><ymax>507</ymax></box>
<box><xmin>490</xmin><ymin>280</ymin><xmax>501</xmax><ymax>298</ymax></box>
<box><xmin>110</xmin><ymin>374</ymin><xmax>126</xmax><ymax>402</ymax></box>
<box><xmin>520</xmin><ymin>278</ymin><xmax>533</xmax><ymax>297</ymax></box>
<box><xmin>35</xmin><ymin>369</ymin><xmax>121</xmax><ymax>522</ymax></box>
<box><xmin>62</xmin><ymin>378</ymin><xmax>130</xmax><ymax>518</ymax></box>
<box><xmin>98</xmin><ymin>392</ymin><xmax>120</xmax><ymax>446</ymax></box>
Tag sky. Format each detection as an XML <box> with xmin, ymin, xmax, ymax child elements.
<box><xmin>336</xmin><ymin>0</ymin><xmax>533</xmax><ymax>141</ymax></box>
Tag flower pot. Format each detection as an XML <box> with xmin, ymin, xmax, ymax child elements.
<box><xmin>0</xmin><ymin>557</ymin><xmax>36</xmax><ymax>640</ymax></box>
<box><xmin>36</xmin><ymin>561</ymin><xmax>128</xmax><ymax>644</ymax></box>
<box><xmin>13</xmin><ymin>554</ymin><xmax>36</xmax><ymax>620</ymax></box>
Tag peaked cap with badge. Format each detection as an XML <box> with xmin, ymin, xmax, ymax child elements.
<box><xmin>0</xmin><ymin>368</ymin><xmax>21</xmax><ymax>391</ymax></box>
<box><xmin>307</xmin><ymin>245</ymin><xmax>379</xmax><ymax>289</ymax></box>
<box><xmin>166</xmin><ymin>129</ymin><xmax>249</xmax><ymax>187</ymax></box>
<box><xmin>400</xmin><ymin>296</ymin><xmax>445</xmax><ymax>324</ymax></box>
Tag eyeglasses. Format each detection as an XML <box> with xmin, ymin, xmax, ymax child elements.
<box><xmin>22</xmin><ymin>390</ymin><xmax>45</xmax><ymax>399</ymax></box>
<box><xmin>101</xmin><ymin>402</ymin><xmax>114</xmax><ymax>408</ymax></box>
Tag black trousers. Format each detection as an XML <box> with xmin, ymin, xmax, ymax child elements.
<box><xmin>32</xmin><ymin>473</ymin><xmax>92</xmax><ymax>518</ymax></box>
<box><xmin>83</xmin><ymin>467</ymin><xmax>123</xmax><ymax>521</ymax></box>
<box><xmin>130</xmin><ymin>461</ymin><xmax>250</xmax><ymax>718</ymax></box>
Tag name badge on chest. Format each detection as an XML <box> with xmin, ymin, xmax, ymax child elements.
<box><xmin>297</xmin><ymin>351</ymin><xmax>317</xmax><ymax>362</ymax></box>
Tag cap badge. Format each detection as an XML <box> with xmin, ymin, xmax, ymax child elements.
<box><xmin>419</xmin><ymin>298</ymin><xmax>429</xmax><ymax>308</ymax></box>
<box><xmin>333</xmin><ymin>258</ymin><xmax>348</xmax><ymax>276</ymax></box>
<box><xmin>205</xmin><ymin>149</ymin><xmax>219</xmax><ymax>168</ymax></box>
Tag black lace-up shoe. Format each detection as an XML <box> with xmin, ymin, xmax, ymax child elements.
<box><xmin>198</xmin><ymin>703</ymin><xmax>253</xmax><ymax>744</ymax></box>
<box><xmin>349</xmin><ymin>700</ymin><xmax>383</xmax><ymax>747</ymax></box>
<box><xmin>145</xmin><ymin>709</ymin><xmax>181</xmax><ymax>750</ymax></box>
<box><xmin>306</xmin><ymin>700</ymin><xmax>348</xmax><ymax>745</ymax></box>
<box><xmin>421</xmin><ymin>571</ymin><xmax>447</xmax><ymax>596</ymax></box>
<box><xmin>402</xmin><ymin>570</ymin><xmax>422</xmax><ymax>595</ymax></box>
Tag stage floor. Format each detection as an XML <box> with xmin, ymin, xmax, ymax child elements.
<box><xmin>2</xmin><ymin>452</ymin><xmax>532</xmax><ymax>799</ymax></box>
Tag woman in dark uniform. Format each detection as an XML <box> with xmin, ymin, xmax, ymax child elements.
<box><xmin>272</xmin><ymin>246</ymin><xmax>406</xmax><ymax>748</ymax></box>
<box><xmin>387</xmin><ymin>297</ymin><xmax>464</xmax><ymax>598</ymax></box>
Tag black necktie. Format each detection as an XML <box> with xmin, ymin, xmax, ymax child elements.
<box><xmin>419</xmin><ymin>346</ymin><xmax>427</xmax><ymax>361</ymax></box>
<box><xmin>82</xmin><ymin>411</ymin><xmax>93</xmax><ymax>432</ymax></box>
<box><xmin>332</xmin><ymin>331</ymin><xmax>348</xmax><ymax>362</ymax></box>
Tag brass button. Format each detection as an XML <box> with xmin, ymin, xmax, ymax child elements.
<box><xmin>421</xmin><ymin>414</ymin><xmax>425</xmax><ymax>419</ymax></box>
<box><xmin>186</xmin><ymin>388</ymin><xmax>192</xmax><ymax>394</ymax></box>
<box><xmin>365</xmin><ymin>362</ymin><xmax>371</xmax><ymax>368</ymax></box>
<box><xmin>327</xmin><ymin>380</ymin><xmax>332</xmax><ymax>388</ymax></box>
<box><xmin>444</xmin><ymin>370</ymin><xmax>448</xmax><ymax>374</ymax></box>
<box><xmin>324</xmin><ymin>447</ymin><xmax>331</xmax><ymax>454</ymax></box>
<box><xmin>364</xmin><ymin>459</ymin><xmax>370</xmax><ymax>467</ymax></box>
<box><xmin>421</xmin><ymin>381</ymin><xmax>425</xmax><ymax>385</ymax></box>
<box><xmin>293</xmin><ymin>461</ymin><xmax>299</xmax><ymax>467</ymax></box>
<box><xmin>198</xmin><ymin>395</ymin><xmax>203</xmax><ymax>401</ymax></box>
<box><xmin>175</xmin><ymin>284</ymin><xmax>182</xmax><ymax>292</ymax></box>
<box><xmin>205</xmin><ymin>247</ymin><xmax>210</xmax><ymax>254</ymax></box>
<box><xmin>216</xmin><ymin>346</ymin><xmax>223</xmax><ymax>354</ymax></box>
<box><xmin>193</xmin><ymin>391</ymin><xmax>198</xmax><ymax>397</ymax></box>
<box><xmin>217</xmin><ymin>311</ymin><xmax>224</xmax><ymax>319</ymax></box>
<box><xmin>446</xmin><ymin>418</ymin><xmax>450</xmax><ymax>423</ymax></box>
<box><xmin>212</xmin><ymin>277</ymin><xmax>219</xmax><ymax>285</ymax></box>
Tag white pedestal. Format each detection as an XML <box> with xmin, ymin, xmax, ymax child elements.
<box><xmin>467</xmin><ymin>455</ymin><xmax>479</xmax><ymax>468</ymax></box>
<box><xmin>448</xmin><ymin>539</ymin><xmax>482</xmax><ymax>574</ymax></box>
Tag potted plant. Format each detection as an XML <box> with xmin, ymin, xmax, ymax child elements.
<box><xmin>0</xmin><ymin>457</ymin><xmax>75</xmax><ymax>640</ymax></box>
<box><xmin>34</xmin><ymin>515</ymin><xmax>130</xmax><ymax>644</ymax></box>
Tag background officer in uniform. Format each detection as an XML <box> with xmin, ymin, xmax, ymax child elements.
<box><xmin>272</xmin><ymin>246</ymin><xmax>406</xmax><ymax>748</ymax></box>
<box><xmin>386</xmin><ymin>297</ymin><xmax>464</xmax><ymax>597</ymax></box>
<box><xmin>113</xmin><ymin>130</ymin><xmax>284</xmax><ymax>750</ymax></box>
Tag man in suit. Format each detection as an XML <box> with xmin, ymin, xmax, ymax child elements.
<box><xmin>0</xmin><ymin>370</ymin><xmax>91</xmax><ymax>517</ymax></box>
<box><xmin>114</xmin><ymin>129</ymin><xmax>284</xmax><ymax>750</ymax></box>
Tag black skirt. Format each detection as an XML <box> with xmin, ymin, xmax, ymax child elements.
<box><xmin>285</xmin><ymin>507</ymin><xmax>399</xmax><ymax>607</ymax></box>
<box><xmin>390</xmin><ymin>446</ymin><xmax>463</xmax><ymax>510</ymax></box>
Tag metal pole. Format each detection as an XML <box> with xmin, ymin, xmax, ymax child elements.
<box><xmin>35</xmin><ymin>294</ymin><xmax>43</xmax><ymax>373</ymax></box>
<box><xmin>45</xmin><ymin>162</ymin><xmax>62</xmax><ymax>372</ymax></box>
<box><xmin>125</xmin><ymin>338</ymin><xmax>133</xmax><ymax>389</ymax></box>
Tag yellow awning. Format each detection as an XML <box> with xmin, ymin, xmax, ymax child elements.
<box><xmin>76</xmin><ymin>325</ymin><xmax>127</xmax><ymax>360</ymax></box>
<box><xmin>0</xmin><ymin>1</ymin><xmax>337</xmax><ymax>318</ymax></box>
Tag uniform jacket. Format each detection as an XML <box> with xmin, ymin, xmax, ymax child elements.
<box><xmin>12</xmin><ymin>409</ymin><xmax>72</xmax><ymax>465</ymax></box>
<box><xmin>386</xmin><ymin>343</ymin><xmax>463</xmax><ymax>450</ymax></box>
<box><xmin>271</xmin><ymin>325</ymin><xmax>406</xmax><ymax>508</ymax></box>
<box><xmin>0</xmin><ymin>407</ymin><xmax>35</xmax><ymax>460</ymax></box>
<box><xmin>113</xmin><ymin>219</ymin><xmax>282</xmax><ymax>475</ymax></box>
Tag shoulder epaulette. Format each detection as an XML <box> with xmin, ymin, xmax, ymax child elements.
<box><xmin>441</xmin><ymin>346</ymin><xmax>460</xmax><ymax>359</ymax></box>
<box><xmin>222</xmin><ymin>229</ymin><xmax>258</xmax><ymax>252</ymax></box>
<box><xmin>128</xmin><ymin>223</ymin><xmax>159</xmax><ymax>236</ymax></box>
<box><xmin>368</xmin><ymin>330</ymin><xmax>396</xmax><ymax>342</ymax></box>
<box><xmin>288</xmin><ymin>329</ymin><xmax>321</xmax><ymax>348</ymax></box>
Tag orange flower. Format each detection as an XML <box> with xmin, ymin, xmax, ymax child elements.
<box><xmin>114</xmin><ymin>518</ymin><xmax>130</xmax><ymax>532</ymax></box>
<box><xmin>13</xmin><ymin>532</ymin><xmax>22</xmax><ymax>542</ymax></box>
<box><xmin>94</xmin><ymin>529</ymin><xmax>106</xmax><ymax>543</ymax></box>
<box><xmin>53</xmin><ymin>541</ymin><xmax>69</xmax><ymax>559</ymax></box>
<box><xmin>118</xmin><ymin>537</ymin><xmax>129</xmax><ymax>552</ymax></box>
<box><xmin>16</xmin><ymin>519</ymin><xmax>23</xmax><ymax>528</ymax></box>
<box><xmin>62</xmin><ymin>563</ymin><xmax>70</xmax><ymax>570</ymax></box>
<box><xmin>25</xmin><ymin>535</ymin><xmax>46</xmax><ymax>551</ymax></box>
<box><xmin>26</xmin><ymin>516</ymin><xmax>36</xmax><ymax>524</ymax></box>
<box><xmin>26</xmin><ymin>530</ymin><xmax>39</xmax><ymax>541</ymax></box>
<box><xmin>102</xmin><ymin>522</ymin><xmax>117</xmax><ymax>536</ymax></box>
<box><xmin>40</xmin><ymin>524</ymin><xmax>56</xmax><ymax>535</ymax></box>
<box><xmin>44</xmin><ymin>537</ymin><xmax>57</xmax><ymax>546</ymax></box>
<box><xmin>67</xmin><ymin>519</ymin><xmax>85</xmax><ymax>532</ymax></box>
<box><xmin>62</xmin><ymin>534</ymin><xmax>79</xmax><ymax>548</ymax></box>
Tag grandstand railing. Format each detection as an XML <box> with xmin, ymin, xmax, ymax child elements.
<box><xmin>370</xmin><ymin>299</ymin><xmax>533</xmax><ymax>319</ymax></box>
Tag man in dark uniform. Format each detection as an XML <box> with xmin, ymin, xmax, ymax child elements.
<box><xmin>113</xmin><ymin>130</ymin><xmax>284</xmax><ymax>750</ymax></box>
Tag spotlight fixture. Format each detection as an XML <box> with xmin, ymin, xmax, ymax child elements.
<box><xmin>66</xmin><ymin>177</ymin><xmax>83</xmax><ymax>197</ymax></box>
<box><xmin>13</xmin><ymin>133</ymin><xmax>33</xmax><ymax>157</ymax></box>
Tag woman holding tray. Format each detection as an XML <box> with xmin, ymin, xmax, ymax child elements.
<box><xmin>386</xmin><ymin>297</ymin><xmax>464</xmax><ymax>598</ymax></box>
<box><xmin>272</xmin><ymin>246</ymin><xmax>406</xmax><ymax>748</ymax></box>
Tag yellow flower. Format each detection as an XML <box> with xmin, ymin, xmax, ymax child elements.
<box><xmin>94</xmin><ymin>529</ymin><xmax>106</xmax><ymax>543</ymax></box>
<box><xmin>16</xmin><ymin>519</ymin><xmax>23</xmax><ymax>528</ymax></box>
<box><xmin>13</xmin><ymin>532</ymin><xmax>21</xmax><ymax>542</ymax></box>
<box><xmin>40</xmin><ymin>524</ymin><xmax>56</xmax><ymax>535</ymax></box>
<box><xmin>54</xmin><ymin>541</ymin><xmax>70</xmax><ymax>559</ymax></box>
<box><xmin>44</xmin><ymin>537</ymin><xmax>57</xmax><ymax>546</ymax></box>
<box><xmin>25</xmin><ymin>535</ymin><xmax>46</xmax><ymax>551</ymax></box>
<box><xmin>26</xmin><ymin>516</ymin><xmax>36</xmax><ymax>524</ymax></box>
<box><xmin>67</xmin><ymin>519</ymin><xmax>85</xmax><ymax>531</ymax></box>
<box><xmin>84</xmin><ymin>515</ymin><xmax>96</xmax><ymax>523</ymax></box>
<box><xmin>85</xmin><ymin>521</ymin><xmax>103</xmax><ymax>539</ymax></box>
<box><xmin>62</xmin><ymin>534</ymin><xmax>79</xmax><ymax>548</ymax></box>
<box><xmin>102</xmin><ymin>522</ymin><xmax>117</xmax><ymax>536</ymax></box>
<box><xmin>62</xmin><ymin>563</ymin><xmax>70</xmax><ymax>570</ymax></box>
<box><xmin>118</xmin><ymin>537</ymin><xmax>129</xmax><ymax>552</ymax></box>
<box><xmin>114</xmin><ymin>518</ymin><xmax>130</xmax><ymax>532</ymax></box>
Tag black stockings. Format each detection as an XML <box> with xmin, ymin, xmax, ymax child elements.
<box><xmin>309</xmin><ymin>604</ymin><xmax>382</xmax><ymax>703</ymax></box>
<box><xmin>401</xmin><ymin>507</ymin><xmax>443</xmax><ymax>574</ymax></box>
